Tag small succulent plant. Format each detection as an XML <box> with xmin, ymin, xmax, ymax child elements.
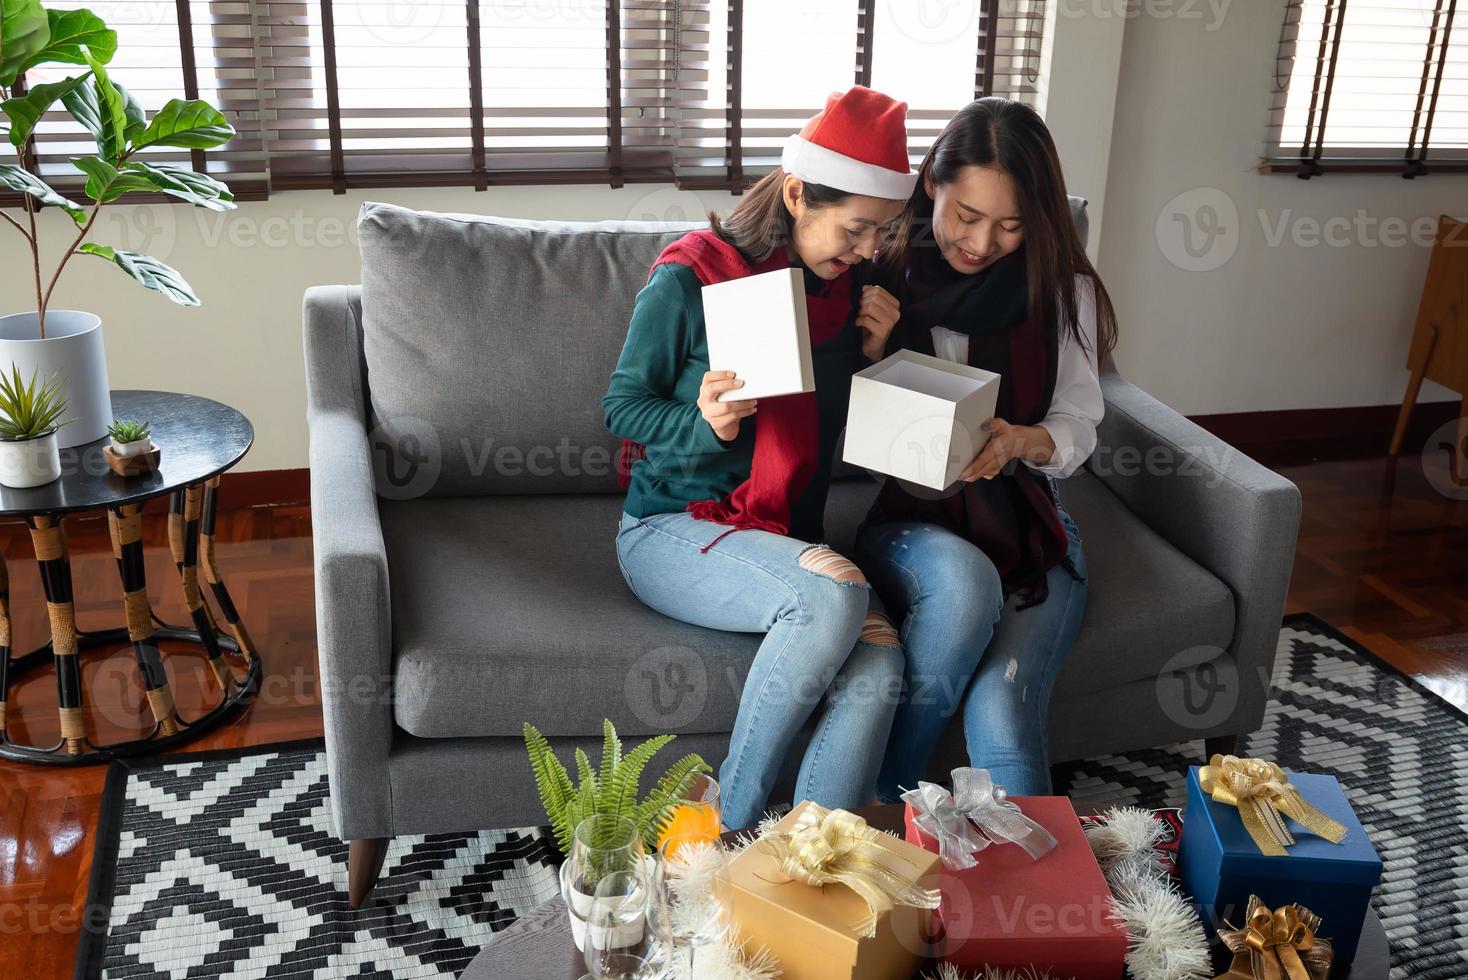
<box><xmin>0</xmin><ymin>364</ymin><xmax>72</xmax><ymax>441</ymax></box>
<box><xmin>107</xmin><ymin>418</ymin><xmax>150</xmax><ymax>443</ymax></box>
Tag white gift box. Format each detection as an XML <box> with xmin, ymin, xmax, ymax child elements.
<box><xmin>842</xmin><ymin>349</ymin><xmax>1001</xmax><ymax>490</ymax></box>
<box><xmin>701</xmin><ymin>267</ymin><xmax>815</xmax><ymax>402</ymax></box>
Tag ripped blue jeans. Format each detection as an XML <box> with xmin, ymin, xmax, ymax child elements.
<box><xmin>616</xmin><ymin>511</ymin><xmax>904</xmax><ymax>830</ymax></box>
<box><xmin>856</xmin><ymin>503</ymin><xmax>1087</xmax><ymax>800</ymax></box>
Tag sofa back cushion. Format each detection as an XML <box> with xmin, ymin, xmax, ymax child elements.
<box><xmin>358</xmin><ymin>202</ymin><xmax>698</xmax><ymax>496</ymax></box>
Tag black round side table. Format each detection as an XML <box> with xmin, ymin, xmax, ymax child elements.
<box><xmin>0</xmin><ymin>390</ymin><xmax>260</xmax><ymax>765</ymax></box>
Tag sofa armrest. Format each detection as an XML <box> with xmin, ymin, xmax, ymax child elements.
<box><xmin>1091</xmin><ymin>368</ymin><xmax>1302</xmax><ymax>733</ymax></box>
<box><xmin>303</xmin><ymin>285</ymin><xmax>394</xmax><ymax>840</ymax></box>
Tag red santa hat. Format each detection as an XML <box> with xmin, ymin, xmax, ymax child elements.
<box><xmin>781</xmin><ymin>86</ymin><xmax>917</xmax><ymax>200</ymax></box>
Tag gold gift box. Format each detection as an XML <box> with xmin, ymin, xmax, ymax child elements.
<box><xmin>725</xmin><ymin>802</ymin><xmax>942</xmax><ymax>980</ymax></box>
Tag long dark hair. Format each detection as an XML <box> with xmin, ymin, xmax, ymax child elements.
<box><xmin>884</xmin><ymin>98</ymin><xmax>1118</xmax><ymax>359</ymax></box>
<box><xmin>709</xmin><ymin>169</ymin><xmax>854</xmax><ymax>264</ymax></box>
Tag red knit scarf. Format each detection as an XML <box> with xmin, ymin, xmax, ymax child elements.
<box><xmin>617</xmin><ymin>230</ymin><xmax>854</xmax><ymax>550</ymax></box>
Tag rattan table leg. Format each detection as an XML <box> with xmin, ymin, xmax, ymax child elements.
<box><xmin>200</xmin><ymin>477</ymin><xmax>257</xmax><ymax>664</ymax></box>
<box><xmin>0</xmin><ymin>550</ymin><xmax>11</xmax><ymax>738</ymax></box>
<box><xmin>108</xmin><ymin>504</ymin><xmax>181</xmax><ymax>736</ymax></box>
<box><xmin>26</xmin><ymin>515</ymin><xmax>86</xmax><ymax>755</ymax></box>
<box><xmin>168</xmin><ymin>486</ymin><xmax>233</xmax><ymax>694</ymax></box>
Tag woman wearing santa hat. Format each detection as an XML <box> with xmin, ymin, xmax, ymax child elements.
<box><xmin>603</xmin><ymin>86</ymin><xmax>914</xmax><ymax>829</ymax></box>
<box><xmin>860</xmin><ymin>97</ymin><xmax>1119</xmax><ymax>802</ymax></box>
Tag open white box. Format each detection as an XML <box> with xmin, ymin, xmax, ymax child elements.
<box><xmin>842</xmin><ymin>349</ymin><xmax>1001</xmax><ymax>490</ymax></box>
<box><xmin>702</xmin><ymin>267</ymin><xmax>814</xmax><ymax>402</ymax></box>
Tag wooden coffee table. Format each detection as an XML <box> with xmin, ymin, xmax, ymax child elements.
<box><xmin>457</xmin><ymin>804</ymin><xmax>1390</xmax><ymax>979</ymax></box>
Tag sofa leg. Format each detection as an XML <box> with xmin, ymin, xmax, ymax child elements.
<box><xmin>1204</xmin><ymin>734</ymin><xmax>1239</xmax><ymax>761</ymax></box>
<box><xmin>349</xmin><ymin>837</ymin><xmax>390</xmax><ymax>908</ymax></box>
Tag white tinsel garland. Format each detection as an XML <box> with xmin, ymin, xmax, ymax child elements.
<box><xmin>1083</xmin><ymin>807</ymin><xmax>1212</xmax><ymax>980</ymax></box>
<box><xmin>653</xmin><ymin>829</ymin><xmax>781</xmax><ymax>980</ymax></box>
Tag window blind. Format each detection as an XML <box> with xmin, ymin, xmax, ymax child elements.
<box><xmin>2</xmin><ymin>0</ymin><xmax>1049</xmax><ymax>206</ymax></box>
<box><xmin>1267</xmin><ymin>0</ymin><xmax>1465</xmax><ymax>175</ymax></box>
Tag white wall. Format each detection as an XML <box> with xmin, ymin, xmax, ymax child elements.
<box><xmin>0</xmin><ymin>5</ymin><xmax>1137</xmax><ymax>474</ymax></box>
<box><xmin>2</xmin><ymin>184</ymin><xmax>740</xmax><ymax>473</ymax></box>
<box><xmin>1097</xmin><ymin>0</ymin><xmax>1465</xmax><ymax>414</ymax></box>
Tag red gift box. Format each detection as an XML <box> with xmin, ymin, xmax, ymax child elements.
<box><xmin>904</xmin><ymin>796</ymin><xmax>1127</xmax><ymax>979</ymax></box>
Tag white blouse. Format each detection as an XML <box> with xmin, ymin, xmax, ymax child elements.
<box><xmin>929</xmin><ymin>276</ymin><xmax>1104</xmax><ymax>480</ymax></box>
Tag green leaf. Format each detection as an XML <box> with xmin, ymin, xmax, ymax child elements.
<box><xmin>79</xmin><ymin>243</ymin><xmax>200</xmax><ymax>306</ymax></box>
<box><xmin>113</xmin><ymin>79</ymin><xmax>145</xmax><ymax>140</ymax></box>
<box><xmin>0</xmin><ymin>0</ymin><xmax>49</xmax><ymax>87</ymax></box>
<box><xmin>14</xmin><ymin>8</ymin><xmax>116</xmax><ymax>76</ymax></box>
<box><xmin>598</xmin><ymin>719</ymin><xmax>622</xmax><ymax>794</ymax></box>
<box><xmin>72</xmin><ymin>155</ymin><xmax>152</xmax><ymax>202</ymax></box>
<box><xmin>524</xmin><ymin>723</ymin><xmax>577</xmax><ymax>854</ymax></box>
<box><xmin>602</xmin><ymin>733</ymin><xmax>674</xmax><ymax>826</ymax></box>
<box><xmin>0</xmin><ymin>162</ymin><xmax>84</xmax><ymax>221</ymax></box>
<box><xmin>2</xmin><ymin>73</ymin><xmax>88</xmax><ymax>149</ymax></box>
<box><xmin>574</xmin><ymin>748</ymin><xmax>598</xmax><ymax>803</ymax></box>
<box><xmin>60</xmin><ymin>54</ymin><xmax>127</xmax><ymax>160</ymax></box>
<box><xmin>121</xmin><ymin>161</ymin><xmax>235</xmax><ymax>210</ymax></box>
<box><xmin>134</xmin><ymin>98</ymin><xmax>234</xmax><ymax>150</ymax></box>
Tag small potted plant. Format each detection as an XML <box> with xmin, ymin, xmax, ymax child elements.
<box><xmin>107</xmin><ymin>419</ymin><xmax>152</xmax><ymax>457</ymax></box>
<box><xmin>0</xmin><ymin>364</ymin><xmax>72</xmax><ymax>488</ymax></box>
<box><xmin>102</xmin><ymin>417</ymin><xmax>160</xmax><ymax>475</ymax></box>
<box><xmin>524</xmin><ymin>719</ymin><xmax>710</xmax><ymax>950</ymax></box>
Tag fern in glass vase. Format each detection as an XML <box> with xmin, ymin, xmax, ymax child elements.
<box><xmin>524</xmin><ymin>718</ymin><xmax>711</xmax><ymax>855</ymax></box>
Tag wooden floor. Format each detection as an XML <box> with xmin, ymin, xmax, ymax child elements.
<box><xmin>1</xmin><ymin>454</ymin><xmax>1465</xmax><ymax>977</ymax></box>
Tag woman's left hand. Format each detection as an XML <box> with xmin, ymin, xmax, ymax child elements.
<box><xmin>960</xmin><ymin>419</ymin><xmax>1057</xmax><ymax>481</ymax></box>
<box><xmin>856</xmin><ymin>285</ymin><xmax>900</xmax><ymax>362</ymax></box>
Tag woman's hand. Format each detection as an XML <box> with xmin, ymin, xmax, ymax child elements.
<box><xmin>698</xmin><ymin>370</ymin><xmax>757</xmax><ymax>442</ymax></box>
<box><xmin>856</xmin><ymin>285</ymin><xmax>900</xmax><ymax>362</ymax></box>
<box><xmin>960</xmin><ymin>419</ymin><xmax>1057</xmax><ymax>481</ymax></box>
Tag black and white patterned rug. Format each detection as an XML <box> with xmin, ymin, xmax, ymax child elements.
<box><xmin>78</xmin><ymin>614</ymin><xmax>1467</xmax><ymax>979</ymax></box>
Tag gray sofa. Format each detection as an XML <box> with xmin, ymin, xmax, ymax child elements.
<box><xmin>304</xmin><ymin>201</ymin><xmax>1301</xmax><ymax>906</ymax></box>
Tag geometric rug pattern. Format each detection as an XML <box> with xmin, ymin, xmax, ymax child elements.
<box><xmin>79</xmin><ymin>614</ymin><xmax>1466</xmax><ymax>978</ymax></box>
<box><xmin>78</xmin><ymin>741</ymin><xmax>560</xmax><ymax>979</ymax></box>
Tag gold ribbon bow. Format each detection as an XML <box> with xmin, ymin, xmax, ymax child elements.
<box><xmin>1215</xmin><ymin>895</ymin><xmax>1333</xmax><ymax>980</ymax></box>
<box><xmin>757</xmin><ymin>804</ymin><xmax>941</xmax><ymax>938</ymax></box>
<box><xmin>1199</xmin><ymin>755</ymin><xmax>1346</xmax><ymax>856</ymax></box>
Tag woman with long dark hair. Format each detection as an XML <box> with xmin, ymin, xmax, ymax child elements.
<box><xmin>862</xmin><ymin>97</ymin><xmax>1119</xmax><ymax>799</ymax></box>
<box><xmin>603</xmin><ymin>87</ymin><xmax>916</xmax><ymax>829</ymax></box>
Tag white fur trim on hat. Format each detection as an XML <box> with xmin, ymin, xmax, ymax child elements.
<box><xmin>781</xmin><ymin>134</ymin><xmax>917</xmax><ymax>199</ymax></box>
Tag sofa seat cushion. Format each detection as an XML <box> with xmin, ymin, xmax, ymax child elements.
<box><xmin>822</xmin><ymin>470</ymin><xmax>1236</xmax><ymax>696</ymax></box>
<box><xmin>383</xmin><ymin>494</ymin><xmax>761</xmax><ymax>740</ymax></box>
<box><xmin>388</xmin><ymin>470</ymin><xmax>1234</xmax><ymax>742</ymax></box>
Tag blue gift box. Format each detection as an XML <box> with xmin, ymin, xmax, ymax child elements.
<box><xmin>1179</xmin><ymin>766</ymin><xmax>1381</xmax><ymax>962</ymax></box>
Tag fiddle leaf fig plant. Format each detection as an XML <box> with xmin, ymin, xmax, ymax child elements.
<box><xmin>0</xmin><ymin>0</ymin><xmax>236</xmax><ymax>337</ymax></box>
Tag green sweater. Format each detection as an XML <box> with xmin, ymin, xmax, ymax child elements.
<box><xmin>602</xmin><ymin>262</ymin><xmax>865</xmax><ymax>543</ymax></box>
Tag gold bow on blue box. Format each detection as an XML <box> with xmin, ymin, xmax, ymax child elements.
<box><xmin>900</xmin><ymin>767</ymin><xmax>1058</xmax><ymax>870</ymax></box>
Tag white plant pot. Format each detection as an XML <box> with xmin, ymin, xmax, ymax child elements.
<box><xmin>111</xmin><ymin>436</ymin><xmax>152</xmax><ymax>458</ymax></box>
<box><xmin>0</xmin><ymin>430</ymin><xmax>62</xmax><ymax>488</ymax></box>
<box><xmin>0</xmin><ymin>310</ymin><xmax>113</xmax><ymax>449</ymax></box>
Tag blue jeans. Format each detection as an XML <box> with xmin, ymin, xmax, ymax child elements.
<box><xmin>856</xmin><ymin>502</ymin><xmax>1087</xmax><ymax>799</ymax></box>
<box><xmin>615</xmin><ymin>511</ymin><xmax>904</xmax><ymax>830</ymax></box>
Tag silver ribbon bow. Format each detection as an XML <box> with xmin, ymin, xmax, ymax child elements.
<box><xmin>901</xmin><ymin>767</ymin><xmax>1059</xmax><ymax>870</ymax></box>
